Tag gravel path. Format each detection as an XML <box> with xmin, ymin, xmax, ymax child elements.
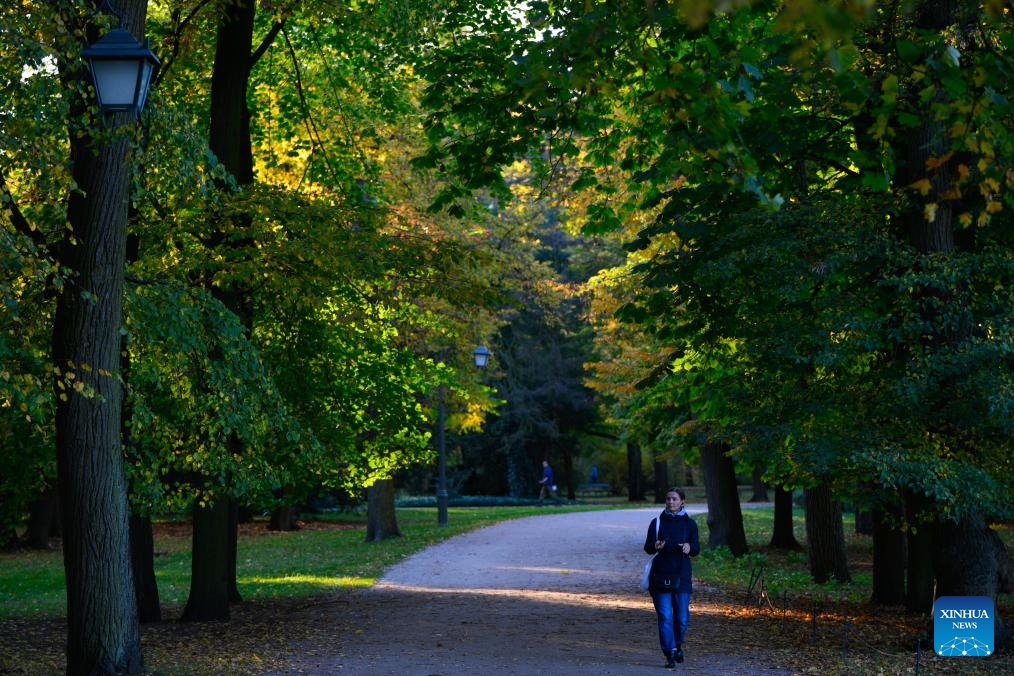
<box><xmin>278</xmin><ymin>505</ymin><xmax>793</xmax><ymax>675</ymax></box>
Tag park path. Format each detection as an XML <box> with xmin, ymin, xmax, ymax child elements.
<box><xmin>277</xmin><ymin>504</ymin><xmax>793</xmax><ymax>675</ymax></box>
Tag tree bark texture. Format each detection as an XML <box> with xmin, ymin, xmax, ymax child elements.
<box><xmin>700</xmin><ymin>440</ymin><xmax>748</xmax><ymax>556</ymax></box>
<box><xmin>181</xmin><ymin>500</ymin><xmax>231</xmax><ymax>621</ymax></box>
<box><xmin>768</xmin><ymin>486</ymin><xmax>801</xmax><ymax>550</ymax></box>
<box><xmin>933</xmin><ymin>515</ymin><xmax>1014</xmax><ymax>644</ymax></box>
<box><xmin>50</xmin><ymin>3</ymin><xmax>148</xmax><ymax>670</ymax></box>
<box><xmin>366</xmin><ymin>479</ymin><xmax>401</xmax><ymax>542</ymax></box>
<box><xmin>803</xmin><ymin>481</ymin><xmax>850</xmax><ymax>583</ymax></box>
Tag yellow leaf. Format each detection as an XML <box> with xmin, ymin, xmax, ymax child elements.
<box><xmin>924</xmin><ymin>203</ymin><xmax>938</xmax><ymax>222</ymax></box>
<box><xmin>925</xmin><ymin>152</ymin><xmax>953</xmax><ymax>170</ymax></box>
<box><xmin>910</xmin><ymin>178</ymin><xmax>932</xmax><ymax>196</ymax></box>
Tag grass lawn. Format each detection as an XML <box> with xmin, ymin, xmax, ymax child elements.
<box><xmin>0</xmin><ymin>503</ymin><xmax>613</xmax><ymax>619</ymax></box>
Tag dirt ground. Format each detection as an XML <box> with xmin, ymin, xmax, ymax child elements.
<box><xmin>272</xmin><ymin>506</ymin><xmax>797</xmax><ymax>675</ymax></box>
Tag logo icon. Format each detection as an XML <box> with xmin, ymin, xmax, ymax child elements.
<box><xmin>934</xmin><ymin>596</ymin><xmax>993</xmax><ymax>657</ymax></box>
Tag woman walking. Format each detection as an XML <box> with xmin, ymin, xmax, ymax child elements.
<box><xmin>644</xmin><ymin>487</ymin><xmax>700</xmax><ymax>668</ymax></box>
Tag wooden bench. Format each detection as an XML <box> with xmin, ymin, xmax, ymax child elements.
<box><xmin>575</xmin><ymin>482</ymin><xmax>612</xmax><ymax>497</ymax></box>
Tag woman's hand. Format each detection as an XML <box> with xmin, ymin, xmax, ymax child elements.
<box><xmin>654</xmin><ymin>539</ymin><xmax>666</xmax><ymax>551</ymax></box>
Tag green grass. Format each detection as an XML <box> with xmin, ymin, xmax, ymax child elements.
<box><xmin>693</xmin><ymin>507</ymin><xmax>875</xmax><ymax>603</ymax></box>
<box><xmin>0</xmin><ymin>503</ymin><xmax>613</xmax><ymax>618</ymax></box>
<box><xmin>3</xmin><ymin>502</ymin><xmax>1010</xmax><ymax>619</ymax></box>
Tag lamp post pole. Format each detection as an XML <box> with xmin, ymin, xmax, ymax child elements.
<box><xmin>435</xmin><ymin>346</ymin><xmax>491</xmax><ymax>526</ymax></box>
<box><xmin>436</xmin><ymin>384</ymin><xmax>449</xmax><ymax>527</ymax></box>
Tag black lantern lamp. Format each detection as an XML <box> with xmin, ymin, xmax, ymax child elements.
<box><xmin>82</xmin><ymin>25</ymin><xmax>160</xmax><ymax>116</ymax></box>
<box><xmin>472</xmin><ymin>345</ymin><xmax>491</xmax><ymax>368</ymax></box>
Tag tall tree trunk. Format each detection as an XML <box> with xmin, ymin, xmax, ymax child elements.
<box><xmin>652</xmin><ymin>458</ymin><xmax>668</xmax><ymax>503</ymax></box>
<box><xmin>626</xmin><ymin>441</ymin><xmax>643</xmax><ymax>501</ymax></box>
<box><xmin>892</xmin><ymin>2</ymin><xmax>1008</xmax><ymax>630</ymax></box>
<box><xmin>904</xmin><ymin>491</ymin><xmax>934</xmax><ymax>613</ymax></box>
<box><xmin>50</xmin><ymin>3</ymin><xmax>147</xmax><ymax>670</ymax></box>
<box><xmin>129</xmin><ymin>515</ymin><xmax>161</xmax><ymax>623</ymax></box>
<box><xmin>366</xmin><ymin>479</ymin><xmax>401</xmax><ymax>542</ymax></box>
<box><xmin>871</xmin><ymin>503</ymin><xmax>906</xmax><ymax>605</ymax></box>
<box><xmin>184</xmin><ymin>0</ymin><xmax>264</xmax><ymax>619</ymax></box>
<box><xmin>768</xmin><ymin>486</ymin><xmax>801</xmax><ymax>550</ymax></box>
<box><xmin>803</xmin><ymin>481</ymin><xmax>850</xmax><ymax>583</ymax></box>
<box><xmin>933</xmin><ymin>515</ymin><xmax>1013</xmax><ymax>645</ymax></box>
<box><xmin>700</xmin><ymin>440</ymin><xmax>748</xmax><ymax>556</ymax></box>
<box><xmin>181</xmin><ymin>500</ymin><xmax>231</xmax><ymax>621</ymax></box>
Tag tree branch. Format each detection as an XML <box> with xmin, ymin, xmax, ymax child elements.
<box><xmin>0</xmin><ymin>169</ymin><xmax>52</xmax><ymax>254</ymax></box>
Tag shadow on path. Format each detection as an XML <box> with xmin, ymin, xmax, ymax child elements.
<box><xmin>277</xmin><ymin>505</ymin><xmax>794</xmax><ymax>675</ymax></box>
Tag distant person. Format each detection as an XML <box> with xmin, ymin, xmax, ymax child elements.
<box><xmin>643</xmin><ymin>487</ymin><xmax>700</xmax><ymax>668</ymax></box>
<box><xmin>537</xmin><ymin>460</ymin><xmax>557</xmax><ymax>501</ymax></box>
<box><xmin>589</xmin><ymin>465</ymin><xmax>599</xmax><ymax>483</ymax></box>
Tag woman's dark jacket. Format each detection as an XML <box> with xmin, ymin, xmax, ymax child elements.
<box><xmin>643</xmin><ymin>510</ymin><xmax>701</xmax><ymax>593</ymax></box>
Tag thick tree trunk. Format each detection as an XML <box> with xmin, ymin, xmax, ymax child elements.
<box><xmin>181</xmin><ymin>500</ymin><xmax>231</xmax><ymax>621</ymax></box>
<box><xmin>365</xmin><ymin>479</ymin><xmax>401</xmax><ymax>542</ymax></box>
<box><xmin>871</xmin><ymin>503</ymin><xmax>906</xmax><ymax>605</ymax></box>
<box><xmin>269</xmin><ymin>505</ymin><xmax>301</xmax><ymax>531</ymax></box>
<box><xmin>768</xmin><ymin>486</ymin><xmax>801</xmax><ymax>550</ymax></box>
<box><xmin>626</xmin><ymin>441</ymin><xmax>643</xmax><ymax>501</ymax></box>
<box><xmin>129</xmin><ymin>515</ymin><xmax>161</xmax><ymax>623</ymax></box>
<box><xmin>50</xmin><ymin>4</ymin><xmax>148</xmax><ymax>669</ymax></box>
<box><xmin>700</xmin><ymin>440</ymin><xmax>748</xmax><ymax>556</ymax></box>
<box><xmin>933</xmin><ymin>515</ymin><xmax>1013</xmax><ymax>645</ymax></box>
<box><xmin>803</xmin><ymin>481</ymin><xmax>850</xmax><ymax>583</ymax></box>
<box><xmin>24</xmin><ymin>487</ymin><xmax>58</xmax><ymax>549</ymax></box>
<box><xmin>652</xmin><ymin>458</ymin><xmax>668</xmax><ymax>503</ymax></box>
<box><xmin>904</xmin><ymin>491</ymin><xmax>934</xmax><ymax>613</ymax></box>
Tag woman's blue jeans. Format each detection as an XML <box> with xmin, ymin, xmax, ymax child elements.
<box><xmin>651</xmin><ymin>589</ymin><xmax>690</xmax><ymax>654</ymax></box>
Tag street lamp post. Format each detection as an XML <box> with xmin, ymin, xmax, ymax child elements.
<box><xmin>52</xmin><ymin>8</ymin><xmax>159</xmax><ymax>671</ymax></box>
<box><xmin>436</xmin><ymin>383</ymin><xmax>449</xmax><ymax>527</ymax></box>
<box><xmin>436</xmin><ymin>345</ymin><xmax>491</xmax><ymax>526</ymax></box>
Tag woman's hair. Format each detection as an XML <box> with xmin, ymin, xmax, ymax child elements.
<box><xmin>667</xmin><ymin>487</ymin><xmax>686</xmax><ymax>500</ymax></box>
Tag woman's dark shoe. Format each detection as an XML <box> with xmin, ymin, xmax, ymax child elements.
<box><xmin>664</xmin><ymin>651</ymin><xmax>676</xmax><ymax>668</ymax></box>
<box><xmin>675</xmin><ymin>646</ymin><xmax>684</xmax><ymax>663</ymax></box>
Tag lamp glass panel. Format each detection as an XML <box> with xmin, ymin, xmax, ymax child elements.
<box><xmin>91</xmin><ymin>59</ymin><xmax>141</xmax><ymax>109</ymax></box>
